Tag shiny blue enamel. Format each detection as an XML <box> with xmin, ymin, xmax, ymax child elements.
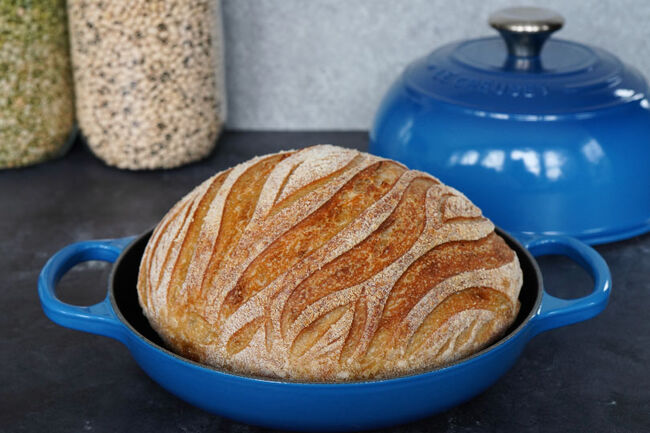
<box><xmin>38</xmin><ymin>233</ymin><xmax>611</xmax><ymax>432</ymax></box>
<box><xmin>370</xmin><ymin>36</ymin><xmax>650</xmax><ymax>244</ymax></box>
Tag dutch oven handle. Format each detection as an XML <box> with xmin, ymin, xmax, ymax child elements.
<box><xmin>38</xmin><ymin>237</ymin><xmax>136</xmax><ymax>343</ymax></box>
<box><xmin>522</xmin><ymin>236</ymin><xmax>612</xmax><ymax>336</ymax></box>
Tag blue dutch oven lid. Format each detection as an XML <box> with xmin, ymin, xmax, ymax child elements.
<box><xmin>371</xmin><ymin>7</ymin><xmax>650</xmax><ymax>244</ymax></box>
<box><xmin>405</xmin><ymin>7</ymin><xmax>648</xmax><ymax>117</ymax></box>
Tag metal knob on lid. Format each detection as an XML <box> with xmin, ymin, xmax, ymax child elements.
<box><xmin>489</xmin><ymin>7</ymin><xmax>564</xmax><ymax>58</ymax></box>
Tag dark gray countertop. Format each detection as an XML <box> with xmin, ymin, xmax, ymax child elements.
<box><xmin>1</xmin><ymin>132</ymin><xmax>649</xmax><ymax>433</ymax></box>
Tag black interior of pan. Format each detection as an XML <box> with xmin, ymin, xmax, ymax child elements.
<box><xmin>111</xmin><ymin>228</ymin><xmax>541</xmax><ymax>366</ymax></box>
<box><xmin>111</xmin><ymin>232</ymin><xmax>166</xmax><ymax>348</ymax></box>
<box><xmin>501</xmin><ymin>229</ymin><xmax>540</xmax><ymax>333</ymax></box>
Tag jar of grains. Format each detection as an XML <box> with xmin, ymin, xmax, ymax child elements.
<box><xmin>0</xmin><ymin>1</ymin><xmax>76</xmax><ymax>169</ymax></box>
<box><xmin>67</xmin><ymin>0</ymin><xmax>226</xmax><ymax>169</ymax></box>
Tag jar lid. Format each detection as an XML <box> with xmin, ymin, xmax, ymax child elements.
<box><xmin>404</xmin><ymin>7</ymin><xmax>648</xmax><ymax>117</ymax></box>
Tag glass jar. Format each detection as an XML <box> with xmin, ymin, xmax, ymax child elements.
<box><xmin>0</xmin><ymin>0</ymin><xmax>76</xmax><ymax>169</ymax></box>
<box><xmin>67</xmin><ymin>0</ymin><xmax>226</xmax><ymax>170</ymax></box>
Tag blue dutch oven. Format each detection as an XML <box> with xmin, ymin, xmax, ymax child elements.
<box><xmin>370</xmin><ymin>7</ymin><xmax>650</xmax><ymax>244</ymax></box>
<box><xmin>39</xmin><ymin>228</ymin><xmax>611</xmax><ymax>432</ymax></box>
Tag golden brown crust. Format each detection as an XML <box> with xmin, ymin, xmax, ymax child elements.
<box><xmin>137</xmin><ymin>145</ymin><xmax>523</xmax><ymax>381</ymax></box>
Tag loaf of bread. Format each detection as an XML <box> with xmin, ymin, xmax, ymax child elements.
<box><xmin>137</xmin><ymin>145</ymin><xmax>522</xmax><ymax>381</ymax></box>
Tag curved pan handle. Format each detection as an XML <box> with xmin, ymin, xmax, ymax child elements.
<box><xmin>38</xmin><ymin>237</ymin><xmax>136</xmax><ymax>343</ymax></box>
<box><xmin>521</xmin><ymin>235</ymin><xmax>612</xmax><ymax>336</ymax></box>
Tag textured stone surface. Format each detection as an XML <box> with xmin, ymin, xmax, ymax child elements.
<box><xmin>1</xmin><ymin>132</ymin><xmax>649</xmax><ymax>432</ymax></box>
<box><xmin>222</xmin><ymin>0</ymin><xmax>650</xmax><ymax>129</ymax></box>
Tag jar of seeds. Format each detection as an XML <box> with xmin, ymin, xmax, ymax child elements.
<box><xmin>67</xmin><ymin>0</ymin><xmax>226</xmax><ymax>170</ymax></box>
<box><xmin>0</xmin><ymin>0</ymin><xmax>76</xmax><ymax>169</ymax></box>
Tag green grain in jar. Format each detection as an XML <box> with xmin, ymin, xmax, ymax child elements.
<box><xmin>0</xmin><ymin>0</ymin><xmax>76</xmax><ymax>168</ymax></box>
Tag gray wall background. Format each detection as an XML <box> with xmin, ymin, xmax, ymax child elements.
<box><xmin>222</xmin><ymin>0</ymin><xmax>650</xmax><ymax>130</ymax></box>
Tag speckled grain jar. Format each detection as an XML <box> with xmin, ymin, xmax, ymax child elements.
<box><xmin>67</xmin><ymin>0</ymin><xmax>226</xmax><ymax>170</ymax></box>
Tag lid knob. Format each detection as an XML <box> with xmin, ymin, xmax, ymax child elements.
<box><xmin>489</xmin><ymin>7</ymin><xmax>564</xmax><ymax>58</ymax></box>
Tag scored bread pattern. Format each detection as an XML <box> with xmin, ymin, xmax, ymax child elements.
<box><xmin>138</xmin><ymin>145</ymin><xmax>523</xmax><ymax>381</ymax></box>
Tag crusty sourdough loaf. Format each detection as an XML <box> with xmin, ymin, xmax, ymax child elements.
<box><xmin>137</xmin><ymin>145</ymin><xmax>523</xmax><ymax>381</ymax></box>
